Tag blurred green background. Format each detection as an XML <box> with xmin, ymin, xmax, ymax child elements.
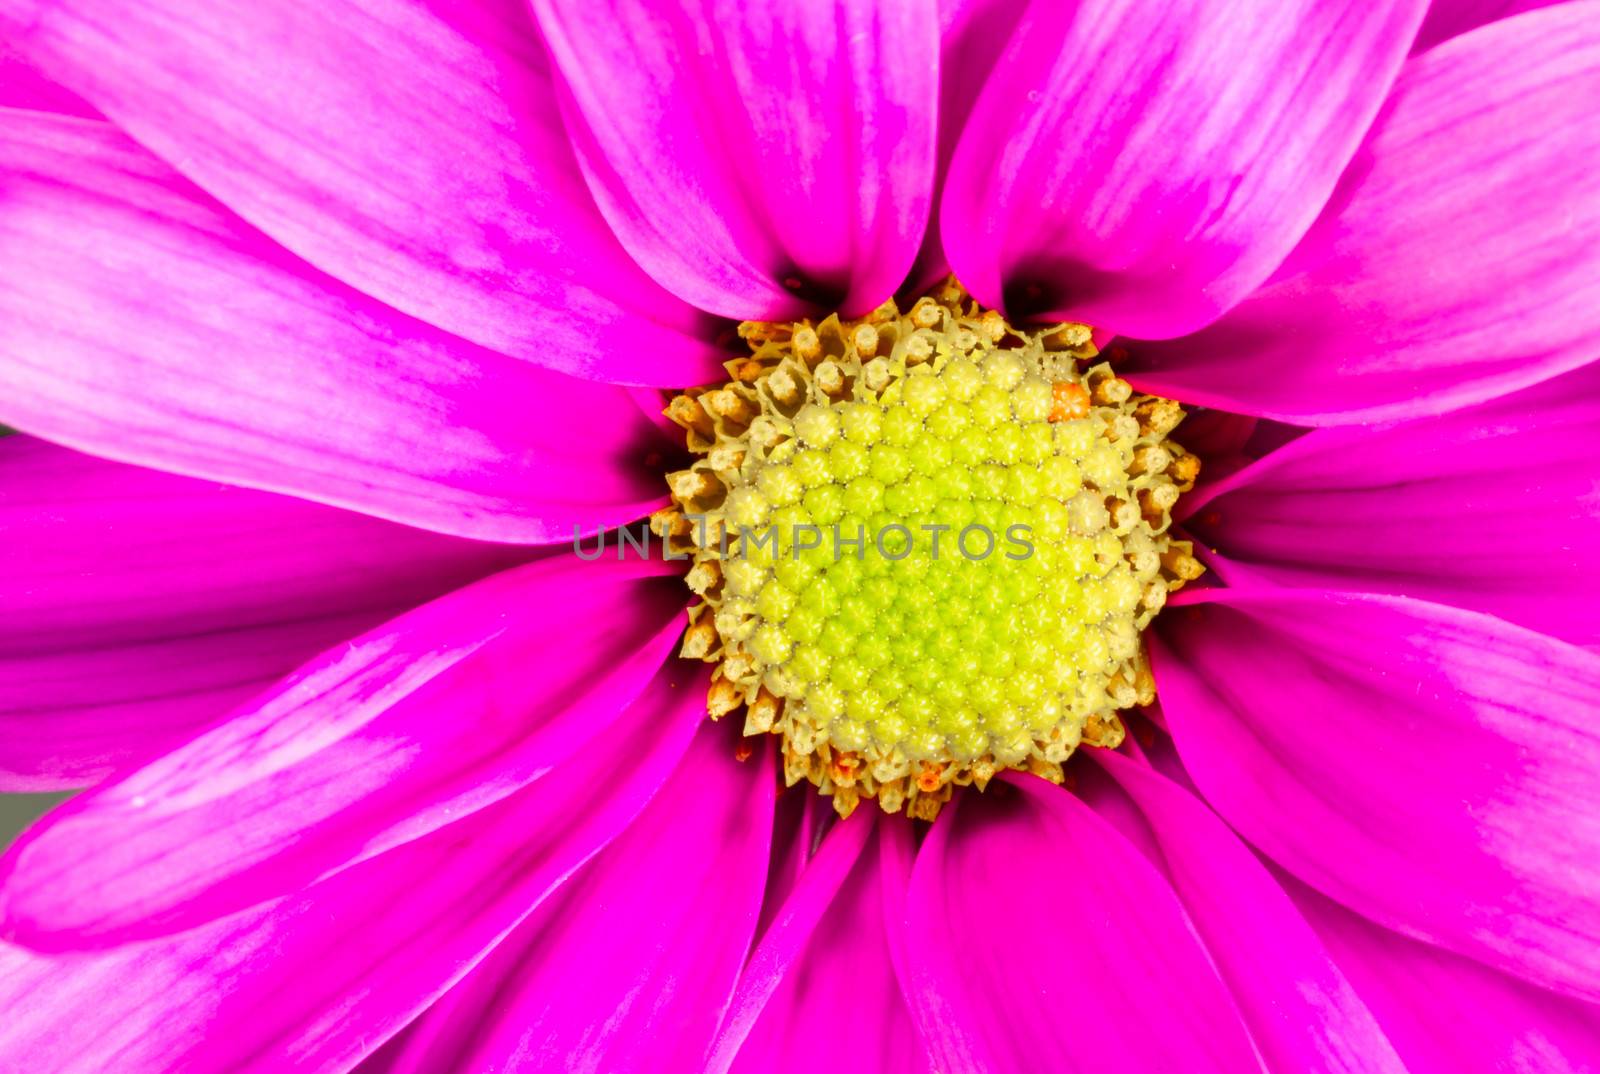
<box><xmin>0</xmin><ymin>793</ymin><xmax>71</xmax><ymax>850</ymax></box>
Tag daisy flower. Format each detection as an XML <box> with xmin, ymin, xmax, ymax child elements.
<box><xmin>1</xmin><ymin>0</ymin><xmax>1598</xmax><ymax>1071</ymax></box>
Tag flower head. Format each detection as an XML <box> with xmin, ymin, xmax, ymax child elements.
<box><xmin>1</xmin><ymin>0</ymin><xmax>1598</xmax><ymax>1071</ymax></box>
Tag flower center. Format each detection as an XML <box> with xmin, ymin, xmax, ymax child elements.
<box><xmin>655</xmin><ymin>280</ymin><xmax>1202</xmax><ymax>819</ymax></box>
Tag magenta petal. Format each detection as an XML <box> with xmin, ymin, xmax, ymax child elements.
<box><xmin>0</xmin><ymin>675</ymin><xmax>707</xmax><ymax>1073</ymax></box>
<box><xmin>756</xmin><ymin>790</ymin><xmax>835</xmax><ymax>940</ymax></box>
<box><xmin>1412</xmin><ymin>0</ymin><xmax>1559</xmax><ymax>52</ymax></box>
<box><xmin>4</xmin><ymin>623</ymin><xmax>370</xmax><ymax>798</ymax></box>
<box><xmin>531</xmin><ymin>0</ymin><xmax>937</xmax><ymax>320</ymax></box>
<box><xmin>370</xmin><ymin>727</ymin><xmax>773</xmax><ymax>1074</ymax></box>
<box><xmin>0</xmin><ymin>436</ymin><xmax>529</xmax><ymax>791</ymax></box>
<box><xmin>902</xmin><ymin>0</ymin><xmax>1027</xmax><ymax>294</ymax></box>
<box><xmin>723</xmin><ymin>820</ymin><xmax>929</xmax><ymax>1074</ymax></box>
<box><xmin>1154</xmin><ymin>588</ymin><xmax>1600</xmax><ymax>1002</ymax></box>
<box><xmin>899</xmin><ymin>777</ymin><xmax>1263</xmax><ymax>1073</ymax></box>
<box><xmin>940</xmin><ymin>0</ymin><xmax>1424</xmax><ymax>337</ymax></box>
<box><xmin>1184</xmin><ymin>362</ymin><xmax>1600</xmax><ymax>646</ymax></box>
<box><xmin>0</xmin><ymin>436</ymin><xmax>525</xmax><ymax>652</ymax></box>
<box><xmin>0</xmin><ymin>111</ymin><xmax>671</xmax><ymax>542</ymax></box>
<box><xmin>1095</xmin><ymin>751</ymin><xmax>1406</xmax><ymax>1074</ymax></box>
<box><xmin>708</xmin><ymin>813</ymin><xmax>884</xmax><ymax>1073</ymax></box>
<box><xmin>0</xmin><ymin>554</ymin><xmax>687</xmax><ymax>949</ymax></box>
<box><xmin>1128</xmin><ymin>6</ymin><xmax>1600</xmax><ymax>424</ymax></box>
<box><xmin>0</xmin><ymin>0</ymin><xmax>721</xmax><ymax>384</ymax></box>
<box><xmin>1287</xmin><ymin>875</ymin><xmax>1600</xmax><ymax>1074</ymax></box>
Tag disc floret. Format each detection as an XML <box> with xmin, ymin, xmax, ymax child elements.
<box><xmin>656</xmin><ymin>280</ymin><xmax>1201</xmax><ymax>819</ymax></box>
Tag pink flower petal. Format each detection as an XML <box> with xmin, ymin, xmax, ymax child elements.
<box><xmin>1127</xmin><ymin>6</ymin><xmax>1600</xmax><ymax>424</ymax></box>
<box><xmin>724</xmin><ymin>819</ymin><xmax>930</xmax><ymax>1074</ymax></box>
<box><xmin>1094</xmin><ymin>751</ymin><xmax>1407</xmax><ymax>1074</ymax></box>
<box><xmin>756</xmin><ymin>790</ymin><xmax>835</xmax><ymax>940</ymax></box>
<box><xmin>940</xmin><ymin>0</ymin><xmax>1425</xmax><ymax>337</ymax></box>
<box><xmin>4</xmin><ymin>622</ymin><xmax>376</xmax><ymax>798</ymax></box>
<box><xmin>707</xmin><ymin>812</ymin><xmax>882</xmax><ymax>1073</ymax></box>
<box><xmin>903</xmin><ymin>0</ymin><xmax>1027</xmax><ymax>295</ymax></box>
<box><xmin>0</xmin><ymin>0</ymin><xmax>722</xmax><ymax>384</ymax></box>
<box><xmin>1154</xmin><ymin>588</ymin><xmax>1600</xmax><ymax>1003</ymax></box>
<box><xmin>0</xmin><ymin>677</ymin><xmax>708</xmax><ymax>1073</ymax></box>
<box><xmin>1183</xmin><ymin>362</ymin><xmax>1600</xmax><ymax>646</ymax></box>
<box><xmin>363</xmin><ymin>727</ymin><xmax>773</xmax><ymax>1074</ymax></box>
<box><xmin>0</xmin><ymin>111</ymin><xmax>672</xmax><ymax>542</ymax></box>
<box><xmin>1287</xmin><ymin>873</ymin><xmax>1600</xmax><ymax>1074</ymax></box>
<box><xmin>899</xmin><ymin>777</ymin><xmax>1264</xmax><ymax>1073</ymax></box>
<box><xmin>531</xmin><ymin>0</ymin><xmax>937</xmax><ymax>320</ymax></box>
<box><xmin>1413</xmin><ymin>0</ymin><xmax>1559</xmax><ymax>52</ymax></box>
<box><xmin>0</xmin><ymin>436</ymin><xmax>528</xmax><ymax>653</ymax></box>
<box><xmin>0</xmin><ymin>435</ymin><xmax>528</xmax><ymax>791</ymax></box>
<box><xmin>0</xmin><ymin>554</ymin><xmax>688</xmax><ymax>949</ymax></box>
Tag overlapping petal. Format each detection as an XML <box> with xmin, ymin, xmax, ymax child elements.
<box><xmin>0</xmin><ymin>111</ymin><xmax>672</xmax><ymax>542</ymax></box>
<box><xmin>370</xmin><ymin>729</ymin><xmax>773</xmax><ymax>1074</ymax></box>
<box><xmin>1154</xmin><ymin>589</ymin><xmax>1600</xmax><ymax>1002</ymax></box>
<box><xmin>941</xmin><ymin>0</ymin><xmax>1425</xmax><ymax>337</ymax></box>
<box><xmin>898</xmin><ymin>777</ymin><xmax>1265</xmax><ymax>1073</ymax></box>
<box><xmin>0</xmin><ymin>678</ymin><xmax>709</xmax><ymax>1074</ymax></box>
<box><xmin>532</xmin><ymin>0</ymin><xmax>938</xmax><ymax>320</ymax></box>
<box><xmin>1094</xmin><ymin>752</ymin><xmax>1406</xmax><ymax>1074</ymax></box>
<box><xmin>902</xmin><ymin>0</ymin><xmax>1027</xmax><ymax>294</ymax></box>
<box><xmin>723</xmin><ymin>819</ymin><xmax>927</xmax><ymax>1074</ymax></box>
<box><xmin>0</xmin><ymin>554</ymin><xmax>686</xmax><ymax>949</ymax></box>
<box><xmin>0</xmin><ymin>436</ymin><xmax>528</xmax><ymax>790</ymax></box>
<box><xmin>706</xmin><ymin>814</ymin><xmax>913</xmax><ymax>1074</ymax></box>
<box><xmin>755</xmin><ymin>791</ymin><xmax>835</xmax><ymax>940</ymax></box>
<box><xmin>1183</xmin><ymin>362</ymin><xmax>1600</xmax><ymax>645</ymax></box>
<box><xmin>0</xmin><ymin>0</ymin><xmax>721</xmax><ymax>384</ymax></box>
<box><xmin>1128</xmin><ymin>5</ymin><xmax>1600</xmax><ymax>423</ymax></box>
<box><xmin>1289</xmin><ymin>873</ymin><xmax>1600</xmax><ymax>1074</ymax></box>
